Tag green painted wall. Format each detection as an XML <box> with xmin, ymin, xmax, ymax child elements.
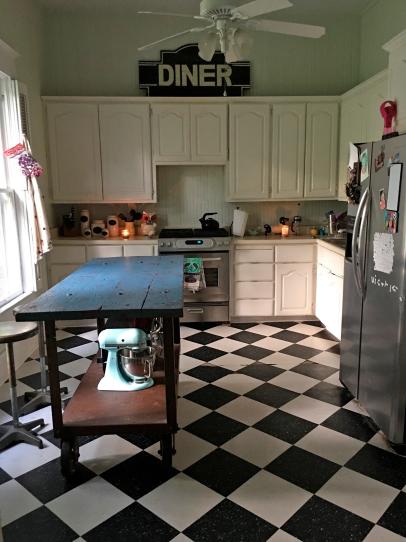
<box><xmin>360</xmin><ymin>0</ymin><xmax>406</xmax><ymax>81</ymax></box>
<box><xmin>41</xmin><ymin>9</ymin><xmax>360</xmax><ymax>96</ymax></box>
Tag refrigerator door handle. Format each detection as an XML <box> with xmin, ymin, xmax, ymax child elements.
<box><xmin>352</xmin><ymin>187</ymin><xmax>369</xmax><ymax>296</ymax></box>
<box><xmin>358</xmin><ymin>186</ymin><xmax>370</xmax><ymax>297</ymax></box>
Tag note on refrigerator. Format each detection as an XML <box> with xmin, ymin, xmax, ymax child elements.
<box><xmin>373</xmin><ymin>232</ymin><xmax>394</xmax><ymax>274</ymax></box>
<box><xmin>348</xmin><ymin>143</ymin><xmax>359</xmax><ymax>168</ymax></box>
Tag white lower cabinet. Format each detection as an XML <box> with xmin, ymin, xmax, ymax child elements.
<box><xmin>275</xmin><ymin>263</ymin><xmax>314</xmax><ymax>316</ymax></box>
<box><xmin>86</xmin><ymin>245</ymin><xmax>122</xmax><ymax>260</ymax></box>
<box><xmin>123</xmin><ymin>245</ymin><xmax>157</xmax><ymax>256</ymax></box>
<box><xmin>235</xmin><ymin>299</ymin><xmax>274</xmax><ymax>318</ymax></box>
<box><xmin>50</xmin><ymin>264</ymin><xmax>81</xmax><ymax>286</ymax></box>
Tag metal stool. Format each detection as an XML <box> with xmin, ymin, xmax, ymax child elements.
<box><xmin>0</xmin><ymin>322</ymin><xmax>45</xmax><ymax>450</ymax></box>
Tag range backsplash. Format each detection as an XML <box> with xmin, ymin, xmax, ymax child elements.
<box><xmin>53</xmin><ymin>166</ymin><xmax>347</xmax><ymax>233</ymax></box>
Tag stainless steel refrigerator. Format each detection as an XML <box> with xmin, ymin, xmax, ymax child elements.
<box><xmin>340</xmin><ymin>133</ymin><xmax>406</xmax><ymax>447</ymax></box>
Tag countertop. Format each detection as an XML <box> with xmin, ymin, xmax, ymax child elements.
<box><xmin>52</xmin><ymin>236</ymin><xmax>158</xmax><ymax>245</ymax></box>
<box><xmin>233</xmin><ymin>235</ymin><xmax>346</xmax><ymax>255</ymax></box>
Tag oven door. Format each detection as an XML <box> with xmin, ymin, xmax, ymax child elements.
<box><xmin>161</xmin><ymin>251</ymin><xmax>229</xmax><ymax>303</ymax></box>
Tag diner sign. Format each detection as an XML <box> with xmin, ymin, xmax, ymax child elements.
<box><xmin>139</xmin><ymin>44</ymin><xmax>250</xmax><ymax>96</ymax></box>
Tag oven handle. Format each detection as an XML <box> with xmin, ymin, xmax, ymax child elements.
<box><xmin>185</xmin><ymin>308</ymin><xmax>204</xmax><ymax>314</ymax></box>
<box><xmin>201</xmin><ymin>257</ymin><xmax>222</xmax><ymax>263</ymax></box>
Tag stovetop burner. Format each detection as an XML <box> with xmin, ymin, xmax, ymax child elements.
<box><xmin>159</xmin><ymin>228</ymin><xmax>229</xmax><ymax>239</ymax></box>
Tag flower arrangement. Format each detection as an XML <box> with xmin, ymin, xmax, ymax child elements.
<box><xmin>141</xmin><ymin>211</ymin><xmax>157</xmax><ymax>224</ymax></box>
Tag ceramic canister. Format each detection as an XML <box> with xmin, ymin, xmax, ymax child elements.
<box><xmin>107</xmin><ymin>215</ymin><xmax>119</xmax><ymax>237</ymax></box>
<box><xmin>91</xmin><ymin>220</ymin><xmax>105</xmax><ymax>238</ymax></box>
<box><xmin>124</xmin><ymin>221</ymin><xmax>136</xmax><ymax>236</ymax></box>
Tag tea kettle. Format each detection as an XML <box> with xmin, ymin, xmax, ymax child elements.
<box><xmin>199</xmin><ymin>212</ymin><xmax>219</xmax><ymax>231</ymax></box>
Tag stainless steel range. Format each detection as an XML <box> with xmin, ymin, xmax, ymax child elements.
<box><xmin>158</xmin><ymin>228</ymin><xmax>230</xmax><ymax>323</ymax></box>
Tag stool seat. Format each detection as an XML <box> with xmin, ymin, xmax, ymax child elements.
<box><xmin>0</xmin><ymin>322</ymin><xmax>38</xmax><ymax>344</ymax></box>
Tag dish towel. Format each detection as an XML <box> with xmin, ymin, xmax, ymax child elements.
<box><xmin>184</xmin><ymin>257</ymin><xmax>206</xmax><ymax>293</ymax></box>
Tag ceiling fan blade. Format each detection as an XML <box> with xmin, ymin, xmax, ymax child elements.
<box><xmin>138</xmin><ymin>11</ymin><xmax>207</xmax><ymax>20</ymax></box>
<box><xmin>137</xmin><ymin>26</ymin><xmax>213</xmax><ymax>51</ymax></box>
<box><xmin>246</xmin><ymin>19</ymin><xmax>325</xmax><ymax>38</ymax></box>
<box><xmin>232</xmin><ymin>0</ymin><xmax>292</xmax><ymax>19</ymax></box>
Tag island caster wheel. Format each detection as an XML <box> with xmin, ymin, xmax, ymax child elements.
<box><xmin>61</xmin><ymin>439</ymin><xmax>79</xmax><ymax>478</ymax></box>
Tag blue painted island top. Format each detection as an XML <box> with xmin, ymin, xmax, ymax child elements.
<box><xmin>15</xmin><ymin>256</ymin><xmax>184</xmax><ymax>321</ymax></box>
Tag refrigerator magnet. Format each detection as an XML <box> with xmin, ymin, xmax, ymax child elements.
<box><xmin>375</xmin><ymin>146</ymin><xmax>385</xmax><ymax>172</ymax></box>
<box><xmin>379</xmin><ymin>189</ymin><xmax>386</xmax><ymax>210</ymax></box>
<box><xmin>387</xmin><ymin>162</ymin><xmax>403</xmax><ymax>211</ymax></box>
<box><xmin>360</xmin><ymin>148</ymin><xmax>369</xmax><ymax>182</ymax></box>
<box><xmin>384</xmin><ymin>210</ymin><xmax>398</xmax><ymax>233</ymax></box>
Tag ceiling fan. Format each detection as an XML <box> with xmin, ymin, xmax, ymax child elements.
<box><xmin>137</xmin><ymin>0</ymin><xmax>326</xmax><ymax>63</ymax></box>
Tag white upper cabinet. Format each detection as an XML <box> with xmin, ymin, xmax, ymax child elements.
<box><xmin>152</xmin><ymin>104</ymin><xmax>190</xmax><ymax>162</ymax></box>
<box><xmin>271</xmin><ymin>103</ymin><xmax>306</xmax><ymax>199</ymax></box>
<box><xmin>190</xmin><ymin>104</ymin><xmax>227</xmax><ymax>163</ymax></box>
<box><xmin>228</xmin><ymin>104</ymin><xmax>270</xmax><ymax>200</ymax></box>
<box><xmin>384</xmin><ymin>31</ymin><xmax>406</xmax><ymax>133</ymax></box>
<box><xmin>304</xmin><ymin>102</ymin><xmax>339</xmax><ymax>199</ymax></box>
<box><xmin>152</xmin><ymin>104</ymin><xmax>227</xmax><ymax>163</ymax></box>
<box><xmin>47</xmin><ymin>103</ymin><xmax>103</xmax><ymax>202</ymax></box>
<box><xmin>99</xmin><ymin>104</ymin><xmax>153</xmax><ymax>202</ymax></box>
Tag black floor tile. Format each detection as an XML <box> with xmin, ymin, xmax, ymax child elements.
<box><xmin>229</xmin><ymin>323</ymin><xmax>257</xmax><ymax>330</ymax></box>
<box><xmin>121</xmin><ymin>433</ymin><xmax>160</xmax><ymax>449</ymax></box>
<box><xmin>56</xmin><ymin>336</ymin><xmax>92</xmax><ymax>349</ymax></box>
<box><xmin>83</xmin><ymin>502</ymin><xmax>179</xmax><ymax>542</ymax></box>
<box><xmin>378</xmin><ymin>492</ymin><xmax>406</xmax><ymax>537</ymax></box>
<box><xmin>101</xmin><ymin>451</ymin><xmax>177</xmax><ymax>500</ymax></box>
<box><xmin>291</xmin><ymin>361</ymin><xmax>337</xmax><ymax>380</ymax></box>
<box><xmin>264</xmin><ymin>321</ymin><xmax>298</xmax><ymax>329</ymax></box>
<box><xmin>18</xmin><ymin>370</ymin><xmax>70</xmax><ymax>390</ymax></box>
<box><xmin>185</xmin><ymin>384</ymin><xmax>238</xmax><ymax>409</ymax></box>
<box><xmin>0</xmin><ymin>395</ymin><xmax>28</xmax><ymax>416</ymax></box>
<box><xmin>228</xmin><ymin>330</ymin><xmax>265</xmax><ymax>344</ymax></box>
<box><xmin>186</xmin><ymin>331</ymin><xmax>222</xmax><ymax>345</ymax></box>
<box><xmin>62</xmin><ymin>326</ymin><xmax>96</xmax><ymax>335</ymax></box>
<box><xmin>327</xmin><ymin>343</ymin><xmax>341</xmax><ymax>354</ymax></box>
<box><xmin>185</xmin><ymin>499</ymin><xmax>277</xmax><ymax>542</ymax></box>
<box><xmin>254</xmin><ymin>410</ymin><xmax>317</xmax><ymax>444</ymax></box>
<box><xmin>3</xmin><ymin>506</ymin><xmax>78</xmax><ymax>542</ymax></box>
<box><xmin>283</xmin><ymin>496</ymin><xmax>374</xmax><ymax>542</ymax></box>
<box><xmin>322</xmin><ymin>409</ymin><xmax>377</xmax><ymax>442</ymax></box>
<box><xmin>346</xmin><ymin>443</ymin><xmax>406</xmax><ymax>489</ymax></box>
<box><xmin>280</xmin><ymin>344</ymin><xmax>322</xmax><ymax>360</ymax></box>
<box><xmin>304</xmin><ymin>381</ymin><xmax>353</xmax><ymax>407</ymax></box>
<box><xmin>56</xmin><ymin>351</ymin><xmax>82</xmax><ymax>366</ymax></box>
<box><xmin>185</xmin><ymin>448</ymin><xmax>259</xmax><ymax>496</ymax></box>
<box><xmin>185</xmin><ymin>412</ymin><xmax>247</xmax><ymax>446</ymax></box>
<box><xmin>184</xmin><ymin>364</ymin><xmax>232</xmax><ymax>383</ymax></box>
<box><xmin>40</xmin><ymin>430</ymin><xmax>99</xmax><ymax>449</ymax></box>
<box><xmin>185</xmin><ymin>322</ymin><xmax>222</xmax><ymax>331</ymax></box>
<box><xmin>237</xmin><ymin>362</ymin><xmax>284</xmax><ymax>382</ymax></box>
<box><xmin>187</xmin><ymin>346</ymin><xmax>226</xmax><ymax>362</ymax></box>
<box><xmin>265</xmin><ymin>446</ymin><xmax>340</xmax><ymax>493</ymax></box>
<box><xmin>301</xmin><ymin>320</ymin><xmax>324</xmax><ymax>328</ymax></box>
<box><xmin>272</xmin><ymin>330</ymin><xmax>309</xmax><ymax>343</ymax></box>
<box><xmin>16</xmin><ymin>457</ymin><xmax>95</xmax><ymax>503</ymax></box>
<box><xmin>245</xmin><ymin>383</ymin><xmax>298</xmax><ymax>408</ymax></box>
<box><xmin>313</xmin><ymin>329</ymin><xmax>338</xmax><ymax>341</ymax></box>
<box><xmin>233</xmin><ymin>345</ymin><xmax>273</xmax><ymax>361</ymax></box>
<box><xmin>0</xmin><ymin>467</ymin><xmax>11</xmax><ymax>484</ymax></box>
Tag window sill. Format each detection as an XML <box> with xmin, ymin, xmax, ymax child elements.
<box><xmin>0</xmin><ymin>290</ymin><xmax>34</xmax><ymax>316</ymax></box>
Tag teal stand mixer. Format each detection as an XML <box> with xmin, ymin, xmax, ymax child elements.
<box><xmin>97</xmin><ymin>328</ymin><xmax>156</xmax><ymax>391</ymax></box>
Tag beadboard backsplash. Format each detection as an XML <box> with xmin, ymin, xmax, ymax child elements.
<box><xmin>53</xmin><ymin>166</ymin><xmax>346</xmax><ymax>232</ymax></box>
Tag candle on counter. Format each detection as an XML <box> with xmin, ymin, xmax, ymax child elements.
<box><xmin>281</xmin><ymin>225</ymin><xmax>289</xmax><ymax>237</ymax></box>
<box><xmin>121</xmin><ymin>228</ymin><xmax>130</xmax><ymax>240</ymax></box>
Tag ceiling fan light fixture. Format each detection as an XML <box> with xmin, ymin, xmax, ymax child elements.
<box><xmin>230</xmin><ymin>28</ymin><xmax>253</xmax><ymax>59</ymax></box>
<box><xmin>198</xmin><ymin>32</ymin><xmax>217</xmax><ymax>61</ymax></box>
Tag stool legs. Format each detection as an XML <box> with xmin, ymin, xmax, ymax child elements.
<box><xmin>0</xmin><ymin>343</ymin><xmax>45</xmax><ymax>451</ymax></box>
<box><xmin>19</xmin><ymin>322</ymin><xmax>68</xmax><ymax>416</ymax></box>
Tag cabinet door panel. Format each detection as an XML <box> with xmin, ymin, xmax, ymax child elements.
<box><xmin>275</xmin><ymin>244</ymin><xmax>314</xmax><ymax>263</ymax></box>
<box><xmin>235</xmin><ymin>281</ymin><xmax>274</xmax><ymax>299</ymax></box>
<box><xmin>235</xmin><ymin>263</ymin><xmax>274</xmax><ymax>282</ymax></box>
<box><xmin>304</xmin><ymin>102</ymin><xmax>339</xmax><ymax>199</ymax></box>
<box><xmin>275</xmin><ymin>263</ymin><xmax>314</xmax><ymax>315</ymax></box>
<box><xmin>152</xmin><ymin>105</ymin><xmax>190</xmax><ymax>161</ymax></box>
<box><xmin>50</xmin><ymin>246</ymin><xmax>86</xmax><ymax>264</ymax></box>
<box><xmin>235</xmin><ymin>299</ymin><xmax>274</xmax><ymax>317</ymax></box>
<box><xmin>50</xmin><ymin>264</ymin><xmax>80</xmax><ymax>286</ymax></box>
<box><xmin>272</xmin><ymin>103</ymin><xmax>306</xmax><ymax>199</ymax></box>
<box><xmin>47</xmin><ymin>103</ymin><xmax>102</xmax><ymax>202</ymax></box>
<box><xmin>191</xmin><ymin>104</ymin><xmax>227</xmax><ymax>163</ymax></box>
<box><xmin>86</xmin><ymin>246</ymin><xmax>123</xmax><ymax>260</ymax></box>
<box><xmin>123</xmin><ymin>245</ymin><xmax>155</xmax><ymax>257</ymax></box>
<box><xmin>100</xmin><ymin>104</ymin><xmax>153</xmax><ymax>201</ymax></box>
<box><xmin>234</xmin><ymin>248</ymin><xmax>274</xmax><ymax>263</ymax></box>
<box><xmin>228</xmin><ymin>104</ymin><xmax>270</xmax><ymax>200</ymax></box>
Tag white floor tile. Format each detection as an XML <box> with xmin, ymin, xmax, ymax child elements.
<box><xmin>16</xmin><ymin>359</ymin><xmax>41</xmax><ymax>379</ymax></box>
<box><xmin>210</xmin><ymin>353</ymin><xmax>255</xmax><ymax>371</ymax></box>
<box><xmin>229</xmin><ymin>471</ymin><xmax>311</xmax><ymax>528</ymax></box>
<box><xmin>309</xmin><ymin>351</ymin><xmax>340</xmax><ymax>368</ymax></box>
<box><xmin>0</xmin><ymin>381</ymin><xmax>33</xmax><ymax>403</ymax></box>
<box><xmin>363</xmin><ymin>525</ymin><xmax>406</xmax><ymax>542</ymax></box>
<box><xmin>47</xmin><ymin>476</ymin><xmax>133</xmax><ymax>536</ymax></box>
<box><xmin>287</xmin><ymin>324</ymin><xmax>322</xmax><ymax>336</ymax></box>
<box><xmin>59</xmin><ymin>357</ymin><xmax>92</xmax><ymax>377</ymax></box>
<box><xmin>260</xmin><ymin>352</ymin><xmax>303</xmax><ymax>370</ymax></box>
<box><xmin>177</xmin><ymin>374</ymin><xmax>206</xmax><ymax>397</ymax></box>
<box><xmin>78</xmin><ymin>435</ymin><xmax>140</xmax><ymax>474</ymax></box>
<box><xmin>296</xmin><ymin>426</ymin><xmax>365</xmax><ymax>465</ymax></box>
<box><xmin>298</xmin><ymin>336</ymin><xmax>337</xmax><ymax>351</ymax></box>
<box><xmin>68</xmin><ymin>342</ymin><xmax>98</xmax><ymax>358</ymax></box>
<box><xmin>171</xmin><ymin>535</ymin><xmax>194</xmax><ymax>542</ymax></box>
<box><xmin>269</xmin><ymin>372</ymin><xmax>319</xmax><ymax>393</ymax></box>
<box><xmin>368</xmin><ymin>431</ymin><xmax>397</xmax><ymax>454</ymax></box>
<box><xmin>216</xmin><ymin>396</ymin><xmax>274</xmax><ymax>426</ymax></box>
<box><xmin>214</xmin><ymin>373</ymin><xmax>263</xmax><ymax>395</ymax></box>
<box><xmin>59</xmin><ymin>377</ymin><xmax>81</xmax><ymax>399</ymax></box>
<box><xmin>180</xmin><ymin>326</ymin><xmax>200</xmax><ymax>339</ymax></box>
<box><xmin>204</xmin><ymin>325</ymin><xmax>240</xmax><ymax>338</ymax></box>
<box><xmin>0</xmin><ymin>408</ymin><xmax>12</xmax><ymax>424</ymax></box>
<box><xmin>177</xmin><ymin>398</ymin><xmax>211</xmax><ymax>428</ymax></box>
<box><xmin>79</xmin><ymin>329</ymin><xmax>98</xmax><ymax>342</ymax></box>
<box><xmin>323</xmin><ymin>371</ymin><xmax>344</xmax><ymax>387</ymax></box>
<box><xmin>253</xmin><ymin>337</ymin><xmax>292</xmax><ymax>352</ymax></box>
<box><xmin>267</xmin><ymin>530</ymin><xmax>301</xmax><ymax>542</ymax></box>
<box><xmin>317</xmin><ymin>467</ymin><xmax>399</xmax><ymax>523</ymax></box>
<box><xmin>249</xmin><ymin>324</ymin><xmax>282</xmax><ymax>337</ymax></box>
<box><xmin>280</xmin><ymin>395</ymin><xmax>339</xmax><ymax>424</ymax></box>
<box><xmin>138</xmin><ymin>473</ymin><xmax>222</xmax><ymax>531</ymax></box>
<box><xmin>179</xmin><ymin>340</ymin><xmax>201</xmax><ymax>354</ymax></box>
<box><xmin>56</xmin><ymin>329</ymin><xmax>75</xmax><ymax>341</ymax></box>
<box><xmin>209</xmin><ymin>338</ymin><xmax>244</xmax><ymax>352</ymax></box>
<box><xmin>20</xmin><ymin>405</ymin><xmax>53</xmax><ymax>435</ymax></box>
<box><xmin>0</xmin><ymin>480</ymin><xmax>42</xmax><ymax>526</ymax></box>
<box><xmin>0</xmin><ymin>439</ymin><xmax>60</xmax><ymax>477</ymax></box>
<box><xmin>178</xmin><ymin>354</ymin><xmax>203</xmax><ymax>373</ymax></box>
<box><xmin>343</xmin><ymin>399</ymin><xmax>369</xmax><ymax>416</ymax></box>
<box><xmin>147</xmin><ymin>430</ymin><xmax>215</xmax><ymax>470</ymax></box>
<box><xmin>222</xmin><ymin>428</ymin><xmax>290</xmax><ymax>467</ymax></box>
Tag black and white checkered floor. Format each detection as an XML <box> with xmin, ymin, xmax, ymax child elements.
<box><xmin>1</xmin><ymin>320</ymin><xmax>406</xmax><ymax>542</ymax></box>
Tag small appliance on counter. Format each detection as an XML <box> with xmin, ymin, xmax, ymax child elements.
<box><xmin>232</xmin><ymin>207</ymin><xmax>248</xmax><ymax>237</ymax></box>
<box><xmin>199</xmin><ymin>212</ymin><xmax>220</xmax><ymax>231</ymax></box>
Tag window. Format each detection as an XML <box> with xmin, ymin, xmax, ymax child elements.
<box><xmin>0</xmin><ymin>75</ymin><xmax>34</xmax><ymax>308</ymax></box>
